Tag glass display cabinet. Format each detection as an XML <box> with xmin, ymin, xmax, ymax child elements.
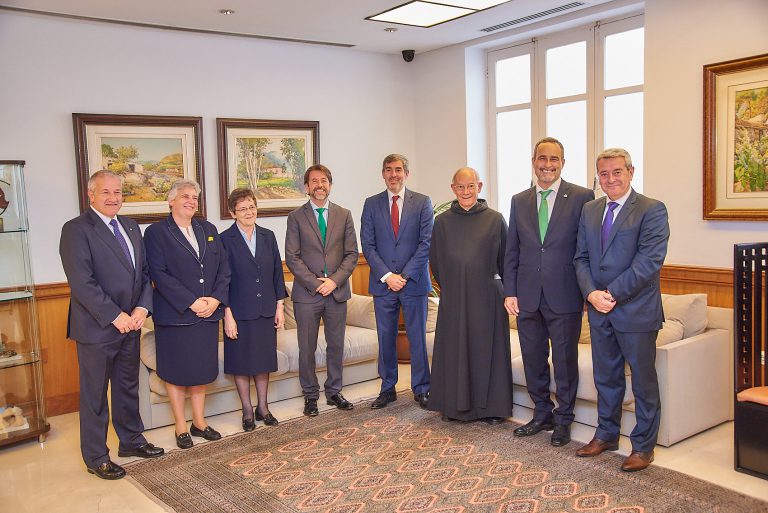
<box><xmin>0</xmin><ymin>160</ymin><xmax>49</xmax><ymax>446</ymax></box>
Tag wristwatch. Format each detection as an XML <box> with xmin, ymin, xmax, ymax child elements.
<box><xmin>400</xmin><ymin>274</ymin><xmax>410</xmax><ymax>282</ymax></box>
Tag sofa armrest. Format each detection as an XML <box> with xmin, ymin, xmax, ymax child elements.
<box><xmin>656</xmin><ymin>328</ymin><xmax>731</xmax><ymax>445</ymax></box>
<box><xmin>138</xmin><ymin>357</ymin><xmax>153</xmax><ymax>430</ymax></box>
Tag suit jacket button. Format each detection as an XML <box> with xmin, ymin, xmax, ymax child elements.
<box><xmin>255</xmin><ymin>278</ymin><xmax>260</xmax><ymax>282</ymax></box>
<box><xmin>600</xmin><ymin>266</ymin><xmax>606</xmax><ymax>271</ymax></box>
<box><xmin>541</xmin><ymin>248</ymin><xmax>545</xmax><ymax>252</ymax></box>
<box><xmin>199</xmin><ymin>278</ymin><xmax>204</xmax><ymax>283</ymax></box>
<box><xmin>256</xmin><ymin>293</ymin><xmax>262</xmax><ymax>297</ymax></box>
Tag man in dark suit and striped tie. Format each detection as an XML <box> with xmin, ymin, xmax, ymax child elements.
<box><xmin>59</xmin><ymin>170</ymin><xmax>163</xmax><ymax>480</ymax></box>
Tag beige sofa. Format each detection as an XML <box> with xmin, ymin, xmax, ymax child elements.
<box><xmin>138</xmin><ymin>283</ymin><xmax>380</xmax><ymax>429</ymax></box>
<box><xmin>426</xmin><ymin>294</ymin><xmax>733</xmax><ymax>447</ymax></box>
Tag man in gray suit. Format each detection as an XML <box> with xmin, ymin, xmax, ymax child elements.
<box><xmin>285</xmin><ymin>164</ymin><xmax>359</xmax><ymax>416</ymax></box>
<box><xmin>574</xmin><ymin>148</ymin><xmax>669</xmax><ymax>472</ymax></box>
<box><xmin>504</xmin><ymin>137</ymin><xmax>594</xmax><ymax>447</ymax></box>
<box><xmin>59</xmin><ymin>170</ymin><xmax>163</xmax><ymax>480</ymax></box>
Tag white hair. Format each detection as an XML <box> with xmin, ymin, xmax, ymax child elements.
<box><xmin>167</xmin><ymin>179</ymin><xmax>201</xmax><ymax>201</ymax></box>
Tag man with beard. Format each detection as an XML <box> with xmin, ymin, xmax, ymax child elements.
<box><xmin>361</xmin><ymin>154</ymin><xmax>433</xmax><ymax>410</ymax></box>
<box><xmin>285</xmin><ymin>164</ymin><xmax>359</xmax><ymax>416</ymax></box>
<box><xmin>428</xmin><ymin>167</ymin><xmax>513</xmax><ymax>423</ymax></box>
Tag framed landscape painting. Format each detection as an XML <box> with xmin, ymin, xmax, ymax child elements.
<box><xmin>703</xmin><ymin>53</ymin><xmax>768</xmax><ymax>220</ymax></box>
<box><xmin>217</xmin><ymin>118</ymin><xmax>318</xmax><ymax>218</ymax></box>
<box><xmin>73</xmin><ymin>113</ymin><xmax>205</xmax><ymax>223</ymax></box>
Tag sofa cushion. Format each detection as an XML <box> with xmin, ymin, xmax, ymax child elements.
<box><xmin>347</xmin><ymin>294</ymin><xmax>377</xmax><ymax>330</ymax></box>
<box><xmin>656</xmin><ymin>319</ymin><xmax>685</xmax><ymax>347</ymax></box>
<box><xmin>140</xmin><ymin>328</ymin><xmax>157</xmax><ymax>370</ymax></box>
<box><xmin>283</xmin><ymin>282</ymin><xmax>297</xmax><ymax>329</ymax></box>
<box><xmin>276</xmin><ymin>325</ymin><xmax>379</xmax><ymax>374</ymax></box>
<box><xmin>577</xmin><ymin>311</ymin><xmax>591</xmax><ymax>344</ymax></box>
<box><xmin>426</xmin><ymin>297</ymin><xmax>439</xmax><ymax>333</ymax></box>
<box><xmin>662</xmin><ymin>293</ymin><xmax>707</xmax><ymax>338</ymax></box>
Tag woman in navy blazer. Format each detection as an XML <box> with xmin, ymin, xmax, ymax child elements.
<box><xmin>222</xmin><ymin>188</ymin><xmax>287</xmax><ymax>431</ymax></box>
<box><xmin>144</xmin><ymin>179</ymin><xmax>231</xmax><ymax>449</ymax></box>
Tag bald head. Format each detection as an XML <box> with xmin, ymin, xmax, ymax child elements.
<box><xmin>450</xmin><ymin>167</ymin><xmax>483</xmax><ymax>210</ymax></box>
<box><xmin>452</xmin><ymin>167</ymin><xmax>480</xmax><ymax>183</ymax></box>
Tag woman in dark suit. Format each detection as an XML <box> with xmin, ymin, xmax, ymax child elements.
<box><xmin>144</xmin><ymin>179</ymin><xmax>230</xmax><ymax>449</ymax></box>
<box><xmin>222</xmin><ymin>188</ymin><xmax>287</xmax><ymax>431</ymax></box>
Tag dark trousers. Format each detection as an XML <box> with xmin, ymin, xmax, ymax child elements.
<box><xmin>517</xmin><ymin>294</ymin><xmax>582</xmax><ymax>425</ymax></box>
<box><xmin>75</xmin><ymin>333</ymin><xmax>147</xmax><ymax>468</ymax></box>
<box><xmin>294</xmin><ymin>296</ymin><xmax>347</xmax><ymax>400</ymax></box>
<box><xmin>373</xmin><ymin>293</ymin><xmax>430</xmax><ymax>395</ymax></box>
<box><xmin>590</xmin><ymin>322</ymin><xmax>660</xmax><ymax>452</ymax></box>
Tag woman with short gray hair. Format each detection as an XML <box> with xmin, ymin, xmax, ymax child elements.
<box><xmin>144</xmin><ymin>179</ymin><xmax>231</xmax><ymax>449</ymax></box>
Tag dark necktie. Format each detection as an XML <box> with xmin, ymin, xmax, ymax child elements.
<box><xmin>391</xmin><ymin>195</ymin><xmax>400</xmax><ymax>238</ymax></box>
<box><xmin>109</xmin><ymin>218</ymin><xmax>134</xmax><ymax>267</ymax></box>
<box><xmin>601</xmin><ymin>201</ymin><xmax>619</xmax><ymax>252</ymax></box>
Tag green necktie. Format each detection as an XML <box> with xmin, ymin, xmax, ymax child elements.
<box><xmin>316</xmin><ymin>207</ymin><xmax>327</xmax><ymax>243</ymax></box>
<box><xmin>538</xmin><ymin>189</ymin><xmax>552</xmax><ymax>242</ymax></box>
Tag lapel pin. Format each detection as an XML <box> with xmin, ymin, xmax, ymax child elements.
<box><xmin>207</xmin><ymin>236</ymin><xmax>214</xmax><ymax>241</ymax></box>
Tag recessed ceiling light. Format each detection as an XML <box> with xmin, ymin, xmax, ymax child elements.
<box><xmin>219</xmin><ymin>9</ymin><xmax>235</xmax><ymax>15</ymax></box>
<box><xmin>368</xmin><ymin>2</ymin><xmax>472</xmax><ymax>28</ymax></box>
<box><xmin>366</xmin><ymin>1</ymin><xmax>511</xmax><ymax>28</ymax></box>
<box><xmin>384</xmin><ymin>27</ymin><xmax>398</xmax><ymax>33</ymax></box>
<box><xmin>445</xmin><ymin>1</ymin><xmax>509</xmax><ymax>8</ymax></box>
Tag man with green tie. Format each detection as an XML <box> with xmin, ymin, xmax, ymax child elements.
<box><xmin>285</xmin><ymin>164</ymin><xmax>359</xmax><ymax>417</ymax></box>
<box><xmin>503</xmin><ymin>137</ymin><xmax>594</xmax><ymax>447</ymax></box>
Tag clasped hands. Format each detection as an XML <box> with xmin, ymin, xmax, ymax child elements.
<box><xmin>587</xmin><ymin>289</ymin><xmax>616</xmax><ymax>313</ymax></box>
<box><xmin>316</xmin><ymin>277</ymin><xmax>337</xmax><ymax>297</ymax></box>
<box><xmin>385</xmin><ymin>274</ymin><xmax>407</xmax><ymax>292</ymax></box>
<box><xmin>190</xmin><ymin>297</ymin><xmax>222</xmax><ymax>318</ymax></box>
<box><xmin>111</xmin><ymin>307</ymin><xmax>148</xmax><ymax>334</ymax></box>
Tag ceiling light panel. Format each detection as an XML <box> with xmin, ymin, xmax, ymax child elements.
<box><xmin>368</xmin><ymin>2</ymin><xmax>473</xmax><ymax>28</ymax></box>
<box><xmin>444</xmin><ymin>1</ymin><xmax>510</xmax><ymax>9</ymax></box>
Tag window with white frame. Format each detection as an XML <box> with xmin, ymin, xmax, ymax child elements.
<box><xmin>488</xmin><ymin>15</ymin><xmax>644</xmax><ymax>213</ymax></box>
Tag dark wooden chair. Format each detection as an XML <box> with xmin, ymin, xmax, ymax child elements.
<box><xmin>734</xmin><ymin>243</ymin><xmax>768</xmax><ymax>480</ymax></box>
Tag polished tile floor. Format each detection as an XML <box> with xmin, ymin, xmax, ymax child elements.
<box><xmin>2</xmin><ymin>367</ymin><xmax>767</xmax><ymax>512</ymax></box>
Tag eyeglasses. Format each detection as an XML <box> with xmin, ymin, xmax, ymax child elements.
<box><xmin>452</xmin><ymin>183</ymin><xmax>478</xmax><ymax>193</ymax></box>
<box><xmin>234</xmin><ymin>205</ymin><xmax>257</xmax><ymax>214</ymax></box>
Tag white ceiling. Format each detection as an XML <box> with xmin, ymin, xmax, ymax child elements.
<box><xmin>0</xmin><ymin>0</ymin><xmax>614</xmax><ymax>54</ymax></box>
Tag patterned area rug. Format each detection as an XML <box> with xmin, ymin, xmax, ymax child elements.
<box><xmin>126</xmin><ymin>394</ymin><xmax>767</xmax><ymax>513</ymax></box>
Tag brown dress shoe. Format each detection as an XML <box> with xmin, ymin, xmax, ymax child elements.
<box><xmin>621</xmin><ymin>451</ymin><xmax>654</xmax><ymax>472</ymax></box>
<box><xmin>576</xmin><ymin>438</ymin><xmax>619</xmax><ymax>457</ymax></box>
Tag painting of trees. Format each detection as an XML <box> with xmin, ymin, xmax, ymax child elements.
<box><xmin>280</xmin><ymin>137</ymin><xmax>306</xmax><ymax>189</ymax></box>
<box><xmin>236</xmin><ymin>138</ymin><xmax>269</xmax><ymax>190</ymax></box>
<box><xmin>734</xmin><ymin>86</ymin><xmax>768</xmax><ymax>193</ymax></box>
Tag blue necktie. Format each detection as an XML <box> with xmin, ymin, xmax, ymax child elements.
<box><xmin>601</xmin><ymin>202</ymin><xmax>619</xmax><ymax>252</ymax></box>
<box><xmin>109</xmin><ymin>219</ymin><xmax>134</xmax><ymax>268</ymax></box>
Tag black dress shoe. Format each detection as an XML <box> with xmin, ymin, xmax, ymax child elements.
<box><xmin>255</xmin><ymin>409</ymin><xmax>279</xmax><ymax>426</ymax></box>
<box><xmin>414</xmin><ymin>392</ymin><xmax>429</xmax><ymax>409</ymax></box>
<box><xmin>371</xmin><ymin>390</ymin><xmax>397</xmax><ymax>409</ymax></box>
<box><xmin>327</xmin><ymin>393</ymin><xmax>354</xmax><ymax>410</ymax></box>
<box><xmin>242</xmin><ymin>416</ymin><xmax>256</xmax><ymax>432</ymax></box>
<box><xmin>550</xmin><ymin>424</ymin><xmax>572</xmax><ymax>447</ymax></box>
<box><xmin>87</xmin><ymin>460</ymin><xmax>126</xmax><ymax>480</ymax></box>
<box><xmin>118</xmin><ymin>442</ymin><xmax>165</xmax><ymax>459</ymax></box>
<box><xmin>190</xmin><ymin>424</ymin><xmax>222</xmax><ymax>441</ymax></box>
<box><xmin>304</xmin><ymin>398</ymin><xmax>319</xmax><ymax>416</ymax></box>
<box><xmin>513</xmin><ymin>418</ymin><xmax>555</xmax><ymax>437</ymax></box>
<box><xmin>482</xmin><ymin>417</ymin><xmax>506</xmax><ymax>425</ymax></box>
<box><xmin>176</xmin><ymin>432</ymin><xmax>193</xmax><ymax>449</ymax></box>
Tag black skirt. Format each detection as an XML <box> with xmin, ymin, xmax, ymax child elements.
<box><xmin>156</xmin><ymin>321</ymin><xmax>219</xmax><ymax>386</ymax></box>
<box><xmin>224</xmin><ymin>316</ymin><xmax>277</xmax><ymax>375</ymax></box>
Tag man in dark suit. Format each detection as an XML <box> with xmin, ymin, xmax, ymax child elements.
<box><xmin>59</xmin><ymin>170</ymin><xmax>163</xmax><ymax>480</ymax></box>
<box><xmin>574</xmin><ymin>148</ymin><xmax>669</xmax><ymax>472</ymax></box>
<box><xmin>361</xmin><ymin>154</ymin><xmax>432</xmax><ymax>409</ymax></box>
<box><xmin>285</xmin><ymin>164</ymin><xmax>359</xmax><ymax>416</ymax></box>
<box><xmin>504</xmin><ymin>137</ymin><xmax>594</xmax><ymax>447</ymax></box>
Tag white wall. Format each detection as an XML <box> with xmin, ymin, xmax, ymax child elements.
<box><xmin>0</xmin><ymin>11</ymin><xmax>415</xmax><ymax>283</ymax></box>
<box><xmin>644</xmin><ymin>0</ymin><xmax>768</xmax><ymax>267</ymax></box>
<box><xmin>414</xmin><ymin>0</ymin><xmax>768</xmax><ymax>269</ymax></box>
